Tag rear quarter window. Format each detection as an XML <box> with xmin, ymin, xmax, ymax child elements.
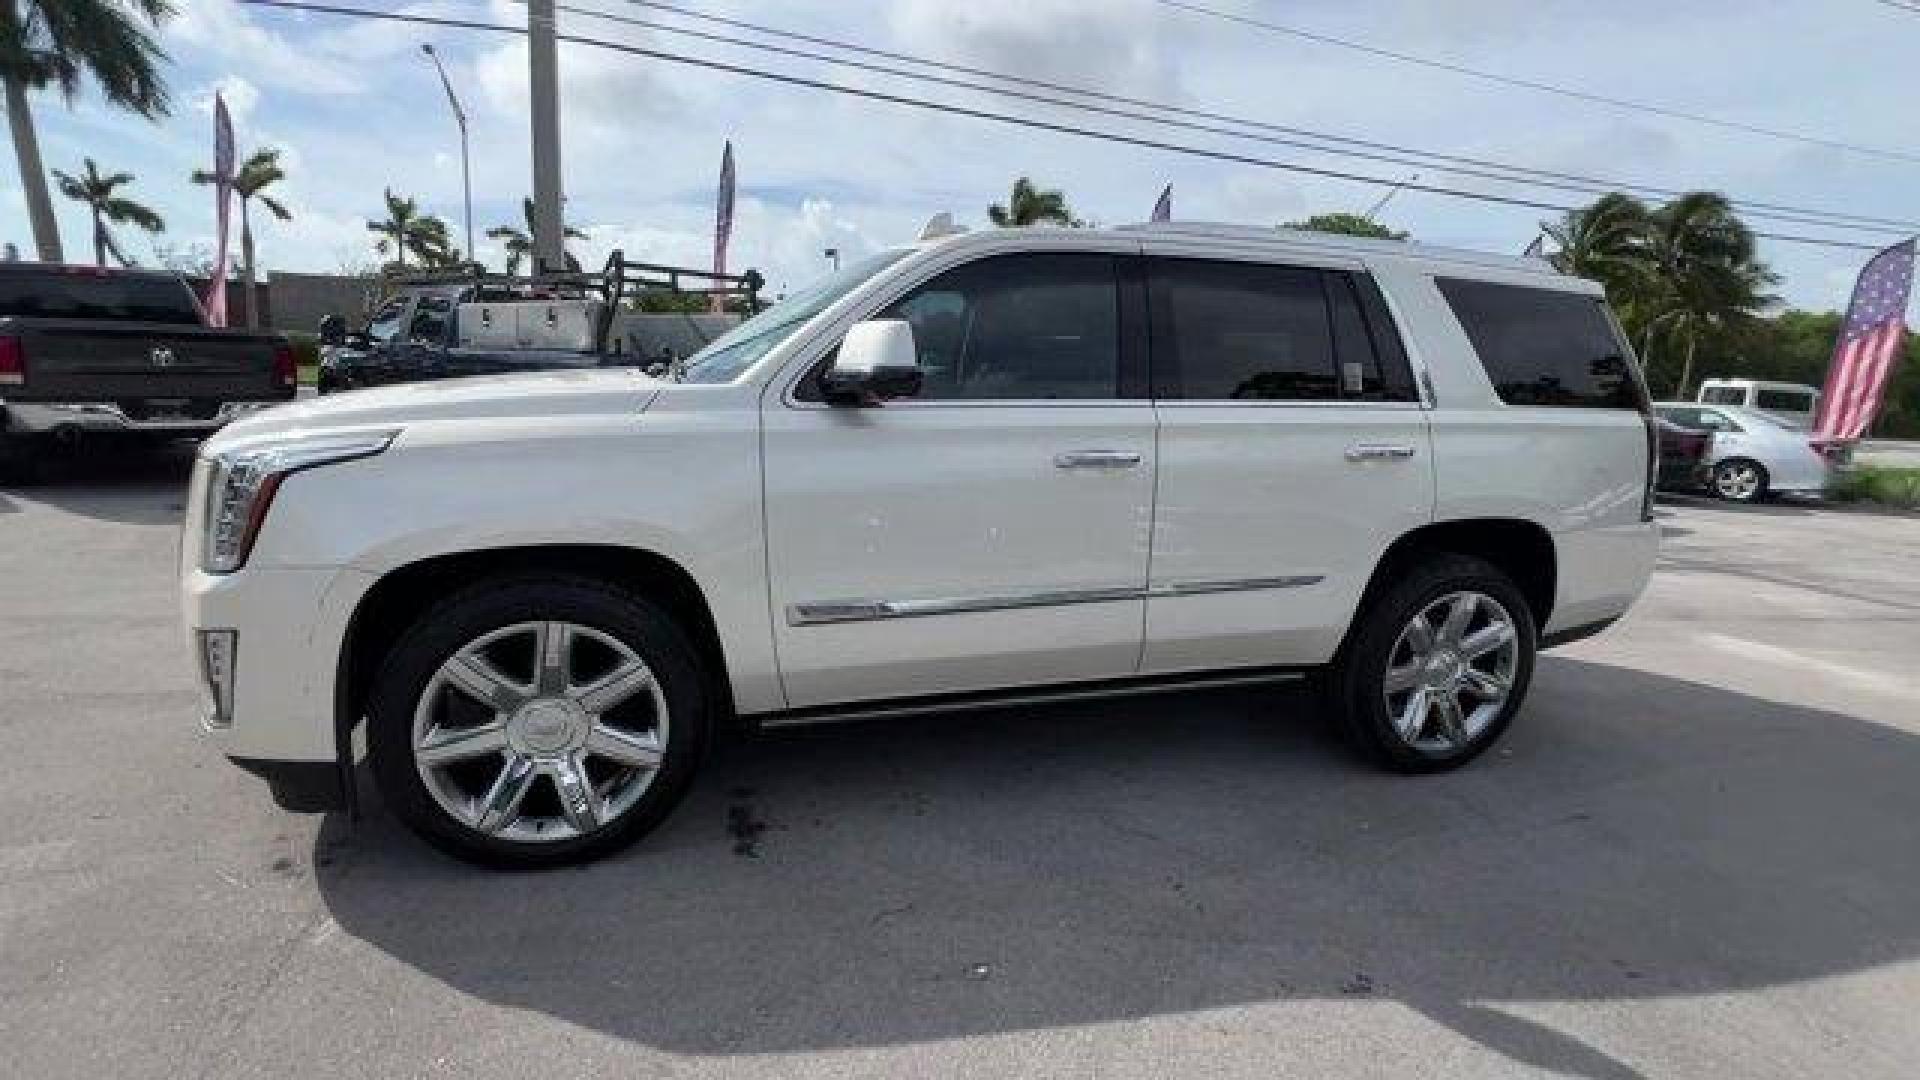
<box><xmin>1436</xmin><ymin>277</ymin><xmax>1644</xmax><ymax>410</ymax></box>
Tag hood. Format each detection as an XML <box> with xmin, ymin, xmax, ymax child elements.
<box><xmin>208</xmin><ymin>368</ymin><xmax>664</xmax><ymax>451</ymax></box>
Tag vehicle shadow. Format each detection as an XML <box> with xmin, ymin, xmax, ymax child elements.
<box><xmin>0</xmin><ymin>441</ymin><xmax>195</xmax><ymax>524</ymax></box>
<box><xmin>314</xmin><ymin>659</ymin><xmax>1920</xmax><ymax>1078</ymax></box>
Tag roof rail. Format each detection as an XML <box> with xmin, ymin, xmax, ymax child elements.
<box><xmin>1112</xmin><ymin>220</ymin><xmax>1564</xmax><ymax>276</ymax></box>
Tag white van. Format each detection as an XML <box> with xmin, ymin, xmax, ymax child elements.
<box><xmin>1697</xmin><ymin>379</ymin><xmax>1819</xmax><ymax>429</ymax></box>
<box><xmin>182</xmin><ymin>222</ymin><xmax>1661</xmax><ymax>867</ymax></box>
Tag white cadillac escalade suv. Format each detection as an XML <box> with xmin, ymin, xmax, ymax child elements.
<box><xmin>182</xmin><ymin>223</ymin><xmax>1659</xmax><ymax>867</ymax></box>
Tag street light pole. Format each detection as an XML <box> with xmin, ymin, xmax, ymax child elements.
<box><xmin>528</xmin><ymin>0</ymin><xmax>566</xmax><ymax>275</ymax></box>
<box><xmin>421</xmin><ymin>43</ymin><xmax>473</xmax><ymax>265</ymax></box>
<box><xmin>1363</xmin><ymin>172</ymin><xmax>1418</xmax><ymax>222</ymax></box>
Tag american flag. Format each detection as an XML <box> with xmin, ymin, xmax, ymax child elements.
<box><xmin>1814</xmin><ymin>238</ymin><xmax>1913</xmax><ymax>442</ymax></box>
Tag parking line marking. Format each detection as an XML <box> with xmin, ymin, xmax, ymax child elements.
<box><xmin>1698</xmin><ymin>633</ymin><xmax>1913</xmax><ymax>699</ymax></box>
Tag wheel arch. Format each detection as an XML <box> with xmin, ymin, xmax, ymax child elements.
<box><xmin>336</xmin><ymin>544</ymin><xmax>735</xmax><ymax>768</ymax></box>
<box><xmin>1352</xmin><ymin>517</ymin><xmax>1557</xmax><ymax>641</ymax></box>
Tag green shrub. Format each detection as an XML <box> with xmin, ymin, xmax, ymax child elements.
<box><xmin>1828</xmin><ymin>465</ymin><xmax>1920</xmax><ymax>508</ymax></box>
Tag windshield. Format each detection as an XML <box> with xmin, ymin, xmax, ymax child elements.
<box><xmin>364</xmin><ymin>297</ymin><xmax>410</xmax><ymax>344</ymax></box>
<box><xmin>678</xmin><ymin>249</ymin><xmax>912</xmax><ymax>383</ymax></box>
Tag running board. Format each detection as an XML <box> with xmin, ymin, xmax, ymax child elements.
<box><xmin>753</xmin><ymin>665</ymin><xmax>1311</xmax><ymax>730</ymax></box>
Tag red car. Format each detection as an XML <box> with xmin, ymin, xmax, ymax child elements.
<box><xmin>1656</xmin><ymin>417</ymin><xmax>1714</xmax><ymax>492</ymax></box>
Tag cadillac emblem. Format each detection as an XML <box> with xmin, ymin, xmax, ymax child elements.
<box><xmin>150</xmin><ymin>347</ymin><xmax>176</xmax><ymax>368</ymax></box>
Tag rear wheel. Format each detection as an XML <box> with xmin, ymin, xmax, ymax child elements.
<box><xmin>367</xmin><ymin>575</ymin><xmax>709</xmax><ymax>868</ymax></box>
<box><xmin>1331</xmin><ymin>554</ymin><xmax>1536</xmax><ymax>772</ymax></box>
<box><xmin>1713</xmin><ymin>458</ymin><xmax>1769</xmax><ymax>503</ymax></box>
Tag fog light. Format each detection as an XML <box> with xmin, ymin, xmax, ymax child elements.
<box><xmin>197</xmin><ymin>629</ymin><xmax>237</xmax><ymax>728</ymax></box>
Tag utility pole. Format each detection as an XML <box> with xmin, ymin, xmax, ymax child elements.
<box><xmin>528</xmin><ymin>0</ymin><xmax>566</xmax><ymax>274</ymax></box>
<box><xmin>421</xmin><ymin>43</ymin><xmax>473</xmax><ymax>265</ymax></box>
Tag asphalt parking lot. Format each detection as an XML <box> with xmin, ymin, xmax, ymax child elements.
<box><xmin>3</xmin><ymin>445</ymin><xmax>1918</xmax><ymax>1080</ymax></box>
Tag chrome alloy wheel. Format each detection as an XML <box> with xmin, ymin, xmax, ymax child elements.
<box><xmin>1381</xmin><ymin>591</ymin><xmax>1519</xmax><ymax>754</ymax></box>
<box><xmin>1714</xmin><ymin>460</ymin><xmax>1763</xmax><ymax>501</ymax></box>
<box><xmin>412</xmin><ymin>621</ymin><xmax>668</xmax><ymax>843</ymax></box>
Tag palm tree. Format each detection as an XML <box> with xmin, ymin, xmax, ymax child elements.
<box><xmin>50</xmin><ymin>157</ymin><xmax>162</xmax><ymax>266</ymax></box>
<box><xmin>1639</xmin><ymin>192</ymin><xmax>1779</xmax><ymax>396</ymax></box>
<box><xmin>192</xmin><ymin>147</ymin><xmax>290</xmax><ymax>329</ymax></box>
<box><xmin>366</xmin><ymin>187</ymin><xmax>453</xmax><ymax>271</ymax></box>
<box><xmin>486</xmin><ymin>196</ymin><xmax>586</xmax><ymax>275</ymax></box>
<box><xmin>1541</xmin><ymin>192</ymin><xmax>1653</xmax><ymax>306</ymax></box>
<box><xmin>2</xmin><ymin>0</ymin><xmax>174</xmax><ymax>262</ymax></box>
<box><xmin>988</xmin><ymin>176</ymin><xmax>1079</xmax><ymax>228</ymax></box>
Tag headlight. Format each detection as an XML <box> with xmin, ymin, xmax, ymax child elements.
<box><xmin>201</xmin><ymin>429</ymin><xmax>398</xmax><ymax>574</ymax></box>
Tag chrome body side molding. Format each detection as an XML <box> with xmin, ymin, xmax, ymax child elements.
<box><xmin>787</xmin><ymin>575</ymin><xmax>1324</xmax><ymax>626</ymax></box>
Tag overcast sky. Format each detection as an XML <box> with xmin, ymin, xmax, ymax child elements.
<box><xmin>12</xmin><ymin>0</ymin><xmax>1920</xmax><ymax>311</ymax></box>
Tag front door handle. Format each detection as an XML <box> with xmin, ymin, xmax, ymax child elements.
<box><xmin>1345</xmin><ymin>443</ymin><xmax>1417</xmax><ymax>462</ymax></box>
<box><xmin>1055</xmin><ymin>450</ymin><xmax>1143</xmax><ymax>470</ymax></box>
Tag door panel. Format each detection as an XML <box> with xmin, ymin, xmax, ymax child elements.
<box><xmin>762</xmin><ymin>404</ymin><xmax>1154</xmax><ymax>707</ymax></box>
<box><xmin>762</xmin><ymin>248</ymin><xmax>1154</xmax><ymax>709</ymax></box>
<box><xmin>1143</xmin><ymin>404</ymin><xmax>1433</xmax><ymax>671</ymax></box>
<box><xmin>1138</xmin><ymin>249</ymin><xmax>1434</xmax><ymax>673</ymax></box>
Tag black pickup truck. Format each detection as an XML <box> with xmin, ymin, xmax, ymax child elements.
<box><xmin>315</xmin><ymin>258</ymin><xmax>763</xmax><ymax>394</ymax></box>
<box><xmin>0</xmin><ymin>263</ymin><xmax>296</xmax><ymax>476</ymax></box>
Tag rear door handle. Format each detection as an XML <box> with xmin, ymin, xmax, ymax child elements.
<box><xmin>1054</xmin><ymin>450</ymin><xmax>1143</xmax><ymax>469</ymax></box>
<box><xmin>1345</xmin><ymin>443</ymin><xmax>1416</xmax><ymax>462</ymax></box>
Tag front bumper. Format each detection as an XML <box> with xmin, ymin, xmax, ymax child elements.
<box><xmin>5</xmin><ymin>399</ymin><xmax>276</xmax><ymax>435</ymax></box>
<box><xmin>182</xmin><ymin>563</ymin><xmax>376</xmax><ymax>767</ymax></box>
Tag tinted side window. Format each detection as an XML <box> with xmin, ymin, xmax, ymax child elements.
<box><xmin>1756</xmin><ymin>388</ymin><xmax>1811</xmax><ymax>411</ymax></box>
<box><xmin>1699</xmin><ymin>385</ymin><xmax>1745</xmax><ymax>405</ymax></box>
<box><xmin>1327</xmin><ymin>272</ymin><xmax>1417</xmax><ymax>402</ymax></box>
<box><xmin>1437</xmin><ymin>278</ymin><xmax>1644</xmax><ymax>409</ymax></box>
<box><xmin>1150</xmin><ymin>258</ymin><xmax>1337</xmax><ymax>400</ymax></box>
<box><xmin>407</xmin><ymin>295</ymin><xmax>452</xmax><ymax>344</ymax></box>
<box><xmin>877</xmin><ymin>252</ymin><xmax>1119</xmax><ymax>400</ymax></box>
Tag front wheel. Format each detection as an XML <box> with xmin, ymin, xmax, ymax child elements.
<box><xmin>367</xmin><ymin>575</ymin><xmax>709</xmax><ymax>868</ymax></box>
<box><xmin>1331</xmin><ymin>554</ymin><xmax>1537</xmax><ymax>772</ymax></box>
<box><xmin>1712</xmin><ymin>458</ymin><xmax>1769</xmax><ymax>503</ymax></box>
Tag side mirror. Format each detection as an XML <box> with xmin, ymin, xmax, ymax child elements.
<box><xmin>317</xmin><ymin>314</ymin><xmax>346</xmax><ymax>347</ymax></box>
<box><xmin>821</xmin><ymin>319</ymin><xmax>922</xmax><ymax>406</ymax></box>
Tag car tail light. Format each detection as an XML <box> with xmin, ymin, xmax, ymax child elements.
<box><xmin>0</xmin><ymin>334</ymin><xmax>22</xmax><ymax>386</ymax></box>
<box><xmin>272</xmin><ymin>342</ymin><xmax>296</xmax><ymax>389</ymax></box>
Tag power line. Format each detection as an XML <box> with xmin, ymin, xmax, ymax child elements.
<box><xmin>592</xmin><ymin>0</ymin><xmax>1920</xmax><ymax>235</ymax></box>
<box><xmin>1156</xmin><ymin>0</ymin><xmax>1920</xmax><ymax>167</ymax></box>
<box><xmin>233</xmin><ymin>0</ymin><xmax>1895</xmax><ymax>252</ymax></box>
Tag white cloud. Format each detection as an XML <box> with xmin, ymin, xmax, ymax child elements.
<box><xmin>193</xmin><ymin>75</ymin><xmax>260</xmax><ymax>129</ymax></box>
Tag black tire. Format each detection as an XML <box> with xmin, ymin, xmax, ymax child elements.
<box><xmin>1712</xmin><ymin>458</ymin><xmax>1770</xmax><ymax>503</ymax></box>
<box><xmin>367</xmin><ymin>573</ymin><xmax>710</xmax><ymax>869</ymax></box>
<box><xmin>1329</xmin><ymin>553</ymin><xmax>1537</xmax><ymax>773</ymax></box>
<box><xmin>0</xmin><ymin>432</ymin><xmax>42</xmax><ymax>486</ymax></box>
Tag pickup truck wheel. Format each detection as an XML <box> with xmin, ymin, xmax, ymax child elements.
<box><xmin>367</xmin><ymin>575</ymin><xmax>708</xmax><ymax>869</ymax></box>
<box><xmin>1332</xmin><ymin>554</ymin><xmax>1535</xmax><ymax>773</ymax></box>
<box><xmin>0</xmin><ymin>433</ymin><xmax>41</xmax><ymax>486</ymax></box>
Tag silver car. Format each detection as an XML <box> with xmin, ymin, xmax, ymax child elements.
<box><xmin>1655</xmin><ymin>403</ymin><xmax>1832</xmax><ymax>502</ymax></box>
